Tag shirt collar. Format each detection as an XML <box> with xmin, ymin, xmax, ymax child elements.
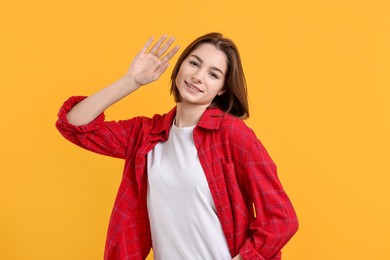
<box><xmin>150</xmin><ymin>106</ymin><xmax>225</xmax><ymax>140</ymax></box>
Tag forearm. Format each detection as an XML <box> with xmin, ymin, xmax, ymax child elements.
<box><xmin>66</xmin><ymin>76</ymin><xmax>139</xmax><ymax>126</ymax></box>
<box><xmin>66</xmin><ymin>35</ymin><xmax>179</xmax><ymax>126</ymax></box>
<box><xmin>238</xmin><ymin>144</ymin><xmax>299</xmax><ymax>259</ymax></box>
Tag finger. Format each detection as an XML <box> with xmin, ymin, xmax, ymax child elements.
<box><xmin>160</xmin><ymin>45</ymin><xmax>180</xmax><ymax>64</ymax></box>
<box><xmin>148</xmin><ymin>34</ymin><xmax>168</xmax><ymax>54</ymax></box>
<box><xmin>140</xmin><ymin>37</ymin><xmax>155</xmax><ymax>53</ymax></box>
<box><xmin>155</xmin><ymin>63</ymin><xmax>170</xmax><ymax>78</ymax></box>
<box><xmin>155</xmin><ymin>36</ymin><xmax>175</xmax><ymax>58</ymax></box>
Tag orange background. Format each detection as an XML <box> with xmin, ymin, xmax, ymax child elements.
<box><xmin>1</xmin><ymin>0</ymin><xmax>389</xmax><ymax>259</ymax></box>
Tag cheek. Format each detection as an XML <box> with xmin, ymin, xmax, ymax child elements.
<box><xmin>208</xmin><ymin>79</ymin><xmax>225</xmax><ymax>92</ymax></box>
<box><xmin>175</xmin><ymin>69</ymin><xmax>184</xmax><ymax>86</ymax></box>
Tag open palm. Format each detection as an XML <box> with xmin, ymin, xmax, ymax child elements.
<box><xmin>126</xmin><ymin>35</ymin><xmax>180</xmax><ymax>87</ymax></box>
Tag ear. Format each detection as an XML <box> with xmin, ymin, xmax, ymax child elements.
<box><xmin>217</xmin><ymin>90</ymin><xmax>225</xmax><ymax>96</ymax></box>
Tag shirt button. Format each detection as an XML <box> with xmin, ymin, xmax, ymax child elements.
<box><xmin>218</xmin><ymin>206</ymin><xmax>223</xmax><ymax>211</ymax></box>
<box><xmin>199</xmin><ymin>153</ymin><xmax>204</xmax><ymax>158</ymax></box>
<box><xmin>209</xmin><ymin>180</ymin><xmax>215</xmax><ymax>185</ymax></box>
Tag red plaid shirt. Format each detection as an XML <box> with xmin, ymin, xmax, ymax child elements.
<box><xmin>56</xmin><ymin>96</ymin><xmax>298</xmax><ymax>260</ymax></box>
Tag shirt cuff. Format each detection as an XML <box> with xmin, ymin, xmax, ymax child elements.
<box><xmin>239</xmin><ymin>240</ymin><xmax>282</xmax><ymax>260</ymax></box>
<box><xmin>56</xmin><ymin>96</ymin><xmax>106</xmax><ymax>132</ymax></box>
<box><xmin>239</xmin><ymin>240</ymin><xmax>265</xmax><ymax>260</ymax></box>
<box><xmin>240</xmin><ymin>240</ymin><xmax>282</xmax><ymax>260</ymax></box>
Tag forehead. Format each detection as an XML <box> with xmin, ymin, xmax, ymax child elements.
<box><xmin>188</xmin><ymin>43</ymin><xmax>228</xmax><ymax>73</ymax></box>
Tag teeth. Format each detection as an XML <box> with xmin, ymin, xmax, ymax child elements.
<box><xmin>186</xmin><ymin>81</ymin><xmax>201</xmax><ymax>92</ymax></box>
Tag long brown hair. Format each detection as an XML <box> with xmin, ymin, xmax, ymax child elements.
<box><xmin>170</xmin><ymin>32</ymin><xmax>249</xmax><ymax>119</ymax></box>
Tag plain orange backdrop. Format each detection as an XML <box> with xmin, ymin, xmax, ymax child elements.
<box><xmin>1</xmin><ymin>0</ymin><xmax>389</xmax><ymax>259</ymax></box>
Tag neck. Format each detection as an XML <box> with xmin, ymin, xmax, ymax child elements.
<box><xmin>175</xmin><ymin>103</ymin><xmax>208</xmax><ymax>127</ymax></box>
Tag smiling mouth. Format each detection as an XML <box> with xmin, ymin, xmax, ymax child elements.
<box><xmin>185</xmin><ymin>81</ymin><xmax>203</xmax><ymax>93</ymax></box>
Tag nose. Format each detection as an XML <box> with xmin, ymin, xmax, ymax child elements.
<box><xmin>192</xmin><ymin>73</ymin><xmax>203</xmax><ymax>84</ymax></box>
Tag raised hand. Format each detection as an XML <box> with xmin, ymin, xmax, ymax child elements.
<box><xmin>125</xmin><ymin>35</ymin><xmax>180</xmax><ymax>88</ymax></box>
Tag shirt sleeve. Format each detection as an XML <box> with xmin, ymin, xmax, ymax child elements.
<box><xmin>238</xmin><ymin>140</ymin><xmax>299</xmax><ymax>260</ymax></box>
<box><xmin>55</xmin><ymin>96</ymin><xmax>146</xmax><ymax>159</ymax></box>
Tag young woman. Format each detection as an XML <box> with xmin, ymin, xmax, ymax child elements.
<box><xmin>56</xmin><ymin>33</ymin><xmax>298</xmax><ymax>260</ymax></box>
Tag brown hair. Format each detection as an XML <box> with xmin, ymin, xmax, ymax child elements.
<box><xmin>170</xmin><ymin>32</ymin><xmax>249</xmax><ymax>119</ymax></box>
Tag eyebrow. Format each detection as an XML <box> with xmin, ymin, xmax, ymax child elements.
<box><xmin>190</xmin><ymin>55</ymin><xmax>225</xmax><ymax>75</ymax></box>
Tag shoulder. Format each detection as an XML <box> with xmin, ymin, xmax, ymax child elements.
<box><xmin>127</xmin><ymin>107</ymin><xmax>175</xmax><ymax>128</ymax></box>
<box><xmin>219</xmin><ymin>113</ymin><xmax>275</xmax><ymax>166</ymax></box>
<box><xmin>219</xmin><ymin>113</ymin><xmax>258</xmax><ymax>145</ymax></box>
<box><xmin>148</xmin><ymin>107</ymin><xmax>176</xmax><ymax>134</ymax></box>
<box><xmin>112</xmin><ymin>108</ymin><xmax>175</xmax><ymax>138</ymax></box>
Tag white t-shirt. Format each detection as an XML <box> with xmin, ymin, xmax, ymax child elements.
<box><xmin>147</xmin><ymin>123</ymin><xmax>231</xmax><ymax>260</ymax></box>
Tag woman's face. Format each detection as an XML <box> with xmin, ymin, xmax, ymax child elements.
<box><xmin>175</xmin><ymin>43</ymin><xmax>227</xmax><ymax>107</ymax></box>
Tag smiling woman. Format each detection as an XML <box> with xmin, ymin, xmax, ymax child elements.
<box><xmin>174</xmin><ymin>43</ymin><xmax>228</xmax><ymax>122</ymax></box>
<box><xmin>56</xmin><ymin>32</ymin><xmax>298</xmax><ymax>260</ymax></box>
<box><xmin>171</xmin><ymin>33</ymin><xmax>249</xmax><ymax>120</ymax></box>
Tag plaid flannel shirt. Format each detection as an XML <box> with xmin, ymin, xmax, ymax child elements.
<box><xmin>56</xmin><ymin>96</ymin><xmax>298</xmax><ymax>260</ymax></box>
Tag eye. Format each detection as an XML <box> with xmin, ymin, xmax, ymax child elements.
<box><xmin>189</xmin><ymin>60</ymin><xmax>199</xmax><ymax>67</ymax></box>
<box><xmin>209</xmin><ymin>72</ymin><xmax>219</xmax><ymax>79</ymax></box>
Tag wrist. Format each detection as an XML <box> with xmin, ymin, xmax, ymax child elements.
<box><xmin>122</xmin><ymin>75</ymin><xmax>142</xmax><ymax>90</ymax></box>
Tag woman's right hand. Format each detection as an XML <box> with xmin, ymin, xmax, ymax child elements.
<box><xmin>125</xmin><ymin>35</ymin><xmax>180</xmax><ymax>88</ymax></box>
<box><xmin>65</xmin><ymin>35</ymin><xmax>179</xmax><ymax>126</ymax></box>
